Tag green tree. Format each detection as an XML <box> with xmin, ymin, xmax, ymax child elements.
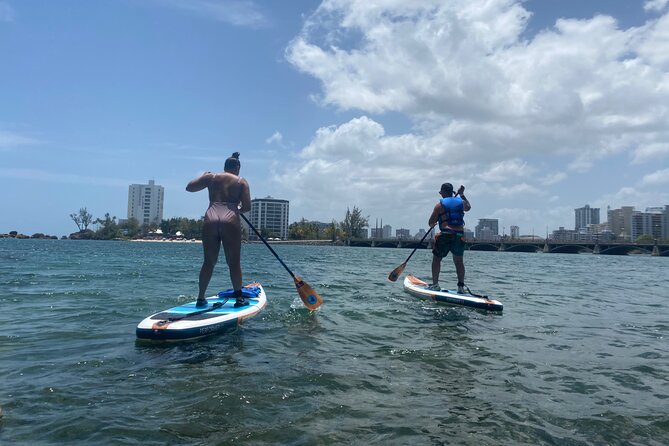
<box><xmin>69</xmin><ymin>207</ymin><xmax>94</xmax><ymax>232</ymax></box>
<box><xmin>289</xmin><ymin>218</ymin><xmax>319</xmax><ymax>240</ymax></box>
<box><xmin>323</xmin><ymin>220</ymin><xmax>342</xmax><ymax>241</ymax></box>
<box><xmin>119</xmin><ymin>218</ymin><xmax>141</xmax><ymax>238</ymax></box>
<box><xmin>94</xmin><ymin>213</ymin><xmax>119</xmax><ymax>240</ymax></box>
<box><xmin>635</xmin><ymin>234</ymin><xmax>654</xmax><ymax>242</ymax></box>
<box><xmin>340</xmin><ymin>206</ymin><xmax>368</xmax><ymax>238</ymax></box>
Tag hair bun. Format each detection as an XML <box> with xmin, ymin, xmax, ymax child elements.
<box><xmin>232</xmin><ymin>152</ymin><xmax>240</xmax><ymax>159</ymax></box>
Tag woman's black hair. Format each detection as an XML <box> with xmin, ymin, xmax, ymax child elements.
<box><xmin>224</xmin><ymin>152</ymin><xmax>241</xmax><ymax>171</ymax></box>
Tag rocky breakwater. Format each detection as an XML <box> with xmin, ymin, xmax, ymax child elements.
<box><xmin>1</xmin><ymin>230</ymin><xmax>59</xmax><ymax>239</ymax></box>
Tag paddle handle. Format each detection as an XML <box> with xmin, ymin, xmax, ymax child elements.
<box><xmin>240</xmin><ymin>213</ymin><xmax>295</xmax><ymax>279</ymax></box>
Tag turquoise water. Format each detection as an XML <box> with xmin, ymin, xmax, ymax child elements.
<box><xmin>1</xmin><ymin>239</ymin><xmax>667</xmax><ymax>445</ymax></box>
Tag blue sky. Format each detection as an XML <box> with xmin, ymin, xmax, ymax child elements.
<box><xmin>1</xmin><ymin>0</ymin><xmax>668</xmax><ymax>237</ymax></box>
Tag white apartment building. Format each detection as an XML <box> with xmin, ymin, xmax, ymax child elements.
<box><xmin>127</xmin><ymin>180</ymin><xmax>164</xmax><ymax>225</ymax></box>
<box><xmin>246</xmin><ymin>196</ymin><xmax>289</xmax><ymax>240</ymax></box>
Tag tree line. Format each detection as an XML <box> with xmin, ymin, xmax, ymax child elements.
<box><xmin>69</xmin><ymin>205</ymin><xmax>370</xmax><ymax>241</ymax></box>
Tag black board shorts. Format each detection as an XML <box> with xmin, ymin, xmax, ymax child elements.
<box><xmin>432</xmin><ymin>231</ymin><xmax>465</xmax><ymax>258</ymax></box>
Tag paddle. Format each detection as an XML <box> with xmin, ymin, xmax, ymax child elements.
<box><xmin>388</xmin><ymin>226</ymin><xmax>434</xmax><ymax>282</ymax></box>
<box><xmin>240</xmin><ymin>213</ymin><xmax>323</xmax><ymax>310</ymax></box>
<box><xmin>388</xmin><ymin>186</ymin><xmax>466</xmax><ymax>282</ymax></box>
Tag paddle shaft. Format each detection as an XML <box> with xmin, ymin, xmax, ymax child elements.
<box><xmin>403</xmin><ymin>225</ymin><xmax>434</xmax><ymax>264</ymax></box>
<box><xmin>240</xmin><ymin>213</ymin><xmax>296</xmax><ymax>279</ymax></box>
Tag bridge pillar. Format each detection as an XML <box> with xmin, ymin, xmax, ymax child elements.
<box><xmin>593</xmin><ymin>243</ymin><xmax>600</xmax><ymax>255</ymax></box>
<box><xmin>398</xmin><ymin>241</ymin><xmax>404</xmax><ymax>249</ymax></box>
<box><xmin>652</xmin><ymin>239</ymin><xmax>659</xmax><ymax>256</ymax></box>
<box><xmin>543</xmin><ymin>243</ymin><xmax>549</xmax><ymax>253</ymax></box>
<box><xmin>498</xmin><ymin>243</ymin><xmax>505</xmax><ymax>252</ymax></box>
<box><xmin>371</xmin><ymin>240</ymin><xmax>376</xmax><ymax>247</ymax></box>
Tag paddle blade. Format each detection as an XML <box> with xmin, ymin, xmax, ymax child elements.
<box><xmin>293</xmin><ymin>276</ymin><xmax>323</xmax><ymax>310</ymax></box>
<box><xmin>388</xmin><ymin>262</ymin><xmax>407</xmax><ymax>282</ymax></box>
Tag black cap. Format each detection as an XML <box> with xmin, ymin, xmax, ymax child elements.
<box><xmin>440</xmin><ymin>183</ymin><xmax>453</xmax><ymax>195</ymax></box>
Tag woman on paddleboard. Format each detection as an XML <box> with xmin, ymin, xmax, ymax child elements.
<box><xmin>186</xmin><ymin>152</ymin><xmax>252</xmax><ymax>308</ymax></box>
<box><xmin>428</xmin><ymin>182</ymin><xmax>471</xmax><ymax>293</ymax></box>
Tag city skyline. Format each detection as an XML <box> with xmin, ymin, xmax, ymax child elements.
<box><xmin>1</xmin><ymin>1</ymin><xmax>669</xmax><ymax>237</ymax></box>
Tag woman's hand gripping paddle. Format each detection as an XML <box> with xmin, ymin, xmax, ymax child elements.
<box><xmin>388</xmin><ymin>185</ymin><xmax>465</xmax><ymax>282</ymax></box>
<box><xmin>240</xmin><ymin>214</ymin><xmax>323</xmax><ymax>310</ymax></box>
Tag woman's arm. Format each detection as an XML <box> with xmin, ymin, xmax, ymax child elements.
<box><xmin>186</xmin><ymin>172</ymin><xmax>213</xmax><ymax>192</ymax></box>
<box><xmin>239</xmin><ymin>179</ymin><xmax>252</xmax><ymax>213</ymax></box>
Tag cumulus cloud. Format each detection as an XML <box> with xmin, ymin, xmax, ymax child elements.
<box><xmin>644</xmin><ymin>0</ymin><xmax>669</xmax><ymax>12</ymax></box>
<box><xmin>640</xmin><ymin>168</ymin><xmax>669</xmax><ymax>186</ymax></box>
<box><xmin>278</xmin><ymin>0</ymin><xmax>669</xmax><ymax>230</ymax></box>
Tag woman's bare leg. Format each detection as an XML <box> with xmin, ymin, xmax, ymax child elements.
<box><xmin>198</xmin><ymin>224</ymin><xmax>221</xmax><ymax>301</ymax></box>
<box><xmin>221</xmin><ymin>222</ymin><xmax>242</xmax><ymax>291</ymax></box>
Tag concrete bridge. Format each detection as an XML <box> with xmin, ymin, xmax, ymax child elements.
<box><xmin>347</xmin><ymin>238</ymin><xmax>669</xmax><ymax>256</ymax></box>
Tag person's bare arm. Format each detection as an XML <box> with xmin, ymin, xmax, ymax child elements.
<box><xmin>460</xmin><ymin>195</ymin><xmax>471</xmax><ymax>212</ymax></box>
<box><xmin>457</xmin><ymin>185</ymin><xmax>471</xmax><ymax>212</ymax></box>
<box><xmin>239</xmin><ymin>179</ymin><xmax>251</xmax><ymax>213</ymax></box>
<box><xmin>186</xmin><ymin>172</ymin><xmax>213</xmax><ymax>192</ymax></box>
<box><xmin>428</xmin><ymin>203</ymin><xmax>441</xmax><ymax>227</ymax></box>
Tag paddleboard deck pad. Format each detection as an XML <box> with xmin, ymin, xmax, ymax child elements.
<box><xmin>403</xmin><ymin>275</ymin><xmax>503</xmax><ymax>312</ymax></box>
<box><xmin>136</xmin><ymin>283</ymin><xmax>267</xmax><ymax>341</ymax></box>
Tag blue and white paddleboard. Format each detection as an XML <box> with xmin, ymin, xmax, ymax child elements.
<box><xmin>404</xmin><ymin>275</ymin><xmax>503</xmax><ymax>312</ymax></box>
<box><xmin>136</xmin><ymin>283</ymin><xmax>267</xmax><ymax>341</ymax></box>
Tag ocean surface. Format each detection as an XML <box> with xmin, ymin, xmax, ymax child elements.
<box><xmin>0</xmin><ymin>238</ymin><xmax>667</xmax><ymax>445</ymax></box>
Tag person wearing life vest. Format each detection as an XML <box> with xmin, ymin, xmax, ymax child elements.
<box><xmin>428</xmin><ymin>182</ymin><xmax>471</xmax><ymax>293</ymax></box>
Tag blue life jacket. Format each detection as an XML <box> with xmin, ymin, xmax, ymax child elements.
<box><xmin>438</xmin><ymin>196</ymin><xmax>465</xmax><ymax>228</ymax></box>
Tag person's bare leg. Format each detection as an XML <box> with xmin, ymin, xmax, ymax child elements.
<box><xmin>221</xmin><ymin>222</ymin><xmax>242</xmax><ymax>291</ymax></box>
<box><xmin>453</xmin><ymin>255</ymin><xmax>465</xmax><ymax>292</ymax></box>
<box><xmin>431</xmin><ymin>254</ymin><xmax>441</xmax><ymax>286</ymax></box>
<box><xmin>198</xmin><ymin>225</ymin><xmax>221</xmax><ymax>302</ymax></box>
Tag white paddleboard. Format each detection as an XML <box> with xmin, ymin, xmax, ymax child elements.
<box><xmin>403</xmin><ymin>275</ymin><xmax>503</xmax><ymax>312</ymax></box>
<box><xmin>136</xmin><ymin>283</ymin><xmax>267</xmax><ymax>341</ymax></box>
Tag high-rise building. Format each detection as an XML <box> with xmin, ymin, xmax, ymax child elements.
<box><xmin>607</xmin><ymin>206</ymin><xmax>635</xmax><ymax>240</ymax></box>
<box><xmin>382</xmin><ymin>225</ymin><xmax>392</xmax><ymax>238</ymax></box>
<box><xmin>475</xmin><ymin>219</ymin><xmax>499</xmax><ymax>239</ymax></box>
<box><xmin>632</xmin><ymin>208</ymin><xmax>665</xmax><ymax>240</ymax></box>
<box><xmin>575</xmin><ymin>205</ymin><xmax>600</xmax><ymax>231</ymax></box>
<box><xmin>510</xmin><ymin>225</ymin><xmax>520</xmax><ymax>239</ymax></box>
<box><xmin>246</xmin><ymin>196</ymin><xmax>289</xmax><ymax>240</ymax></box>
<box><xmin>127</xmin><ymin>180</ymin><xmax>164</xmax><ymax>225</ymax></box>
<box><xmin>396</xmin><ymin>228</ymin><xmax>410</xmax><ymax>239</ymax></box>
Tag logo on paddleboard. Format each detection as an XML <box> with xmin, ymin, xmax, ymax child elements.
<box><xmin>307</xmin><ymin>294</ymin><xmax>317</xmax><ymax>305</ymax></box>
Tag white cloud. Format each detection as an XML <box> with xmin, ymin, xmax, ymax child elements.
<box><xmin>286</xmin><ymin>1</ymin><xmax>669</xmax><ymax>162</ymax></box>
<box><xmin>0</xmin><ymin>2</ymin><xmax>14</xmax><ymax>22</ymax></box>
<box><xmin>640</xmin><ymin>168</ymin><xmax>669</xmax><ymax>186</ymax></box>
<box><xmin>542</xmin><ymin>172</ymin><xmax>567</xmax><ymax>186</ymax></box>
<box><xmin>280</xmin><ymin>0</ymin><xmax>669</xmax><ymax>231</ymax></box>
<box><xmin>265</xmin><ymin>131</ymin><xmax>284</xmax><ymax>145</ymax></box>
<box><xmin>644</xmin><ymin>0</ymin><xmax>669</xmax><ymax>12</ymax></box>
<box><xmin>150</xmin><ymin>0</ymin><xmax>267</xmax><ymax>27</ymax></box>
<box><xmin>476</xmin><ymin>159</ymin><xmax>535</xmax><ymax>183</ymax></box>
<box><xmin>632</xmin><ymin>142</ymin><xmax>669</xmax><ymax>163</ymax></box>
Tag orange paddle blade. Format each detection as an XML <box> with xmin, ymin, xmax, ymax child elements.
<box><xmin>293</xmin><ymin>276</ymin><xmax>323</xmax><ymax>310</ymax></box>
<box><xmin>388</xmin><ymin>262</ymin><xmax>407</xmax><ymax>282</ymax></box>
